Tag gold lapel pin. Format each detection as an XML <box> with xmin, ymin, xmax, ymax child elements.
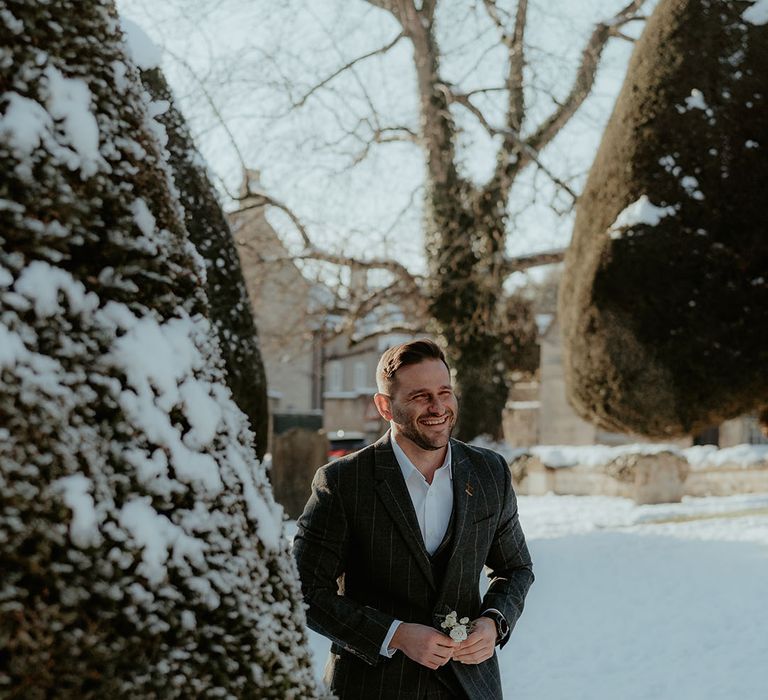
<box><xmin>465</xmin><ymin>483</ymin><xmax>473</xmax><ymax>497</ymax></box>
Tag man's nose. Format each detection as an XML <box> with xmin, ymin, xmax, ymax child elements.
<box><xmin>427</xmin><ymin>395</ymin><xmax>445</xmax><ymax>413</ymax></box>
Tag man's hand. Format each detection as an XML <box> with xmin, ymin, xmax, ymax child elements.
<box><xmin>452</xmin><ymin>617</ymin><xmax>496</xmax><ymax>665</ymax></box>
<box><xmin>391</xmin><ymin>622</ymin><xmax>458</xmax><ymax>670</ymax></box>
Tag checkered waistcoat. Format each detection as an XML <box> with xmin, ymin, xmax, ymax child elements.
<box><xmin>294</xmin><ymin>433</ymin><xmax>534</xmax><ymax>700</ymax></box>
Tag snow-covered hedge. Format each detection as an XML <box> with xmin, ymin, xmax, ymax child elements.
<box><xmin>0</xmin><ymin>1</ymin><xmax>317</xmax><ymax>696</ymax></box>
<box><xmin>122</xmin><ymin>17</ymin><xmax>270</xmax><ymax>460</ymax></box>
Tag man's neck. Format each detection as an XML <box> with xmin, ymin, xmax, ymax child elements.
<box><xmin>391</xmin><ymin>429</ymin><xmax>448</xmax><ymax>484</ymax></box>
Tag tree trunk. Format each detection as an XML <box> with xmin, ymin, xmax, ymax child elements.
<box><xmin>448</xmin><ymin>338</ymin><xmax>510</xmax><ymax>441</ymax></box>
<box><xmin>407</xmin><ymin>13</ymin><xmax>532</xmax><ymax>443</ymax></box>
<box><xmin>0</xmin><ymin>2</ymin><xmax>317</xmax><ymax>696</ymax></box>
<box><xmin>425</xmin><ymin>178</ymin><xmax>513</xmax><ymax>441</ymax></box>
<box><xmin>139</xmin><ymin>63</ymin><xmax>270</xmax><ymax>459</ymax></box>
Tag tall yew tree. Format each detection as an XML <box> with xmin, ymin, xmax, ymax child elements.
<box><xmin>0</xmin><ymin>1</ymin><xmax>317</xmax><ymax>696</ymax></box>
<box><xmin>559</xmin><ymin>0</ymin><xmax>768</xmax><ymax>438</ymax></box>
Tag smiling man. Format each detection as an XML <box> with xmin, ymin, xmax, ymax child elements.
<box><xmin>294</xmin><ymin>339</ymin><xmax>534</xmax><ymax>699</ymax></box>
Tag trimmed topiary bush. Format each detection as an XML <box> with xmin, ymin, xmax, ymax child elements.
<box><xmin>560</xmin><ymin>0</ymin><xmax>768</xmax><ymax>437</ymax></box>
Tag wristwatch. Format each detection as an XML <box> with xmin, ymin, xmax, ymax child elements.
<box><xmin>483</xmin><ymin>610</ymin><xmax>509</xmax><ymax>645</ymax></box>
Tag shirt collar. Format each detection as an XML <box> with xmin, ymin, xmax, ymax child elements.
<box><xmin>391</xmin><ymin>431</ymin><xmax>452</xmax><ymax>484</ymax></box>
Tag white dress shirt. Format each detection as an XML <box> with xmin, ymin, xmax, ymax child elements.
<box><xmin>392</xmin><ymin>432</ymin><xmax>454</xmax><ymax>556</ymax></box>
<box><xmin>380</xmin><ymin>434</ymin><xmax>452</xmax><ymax>656</ymax></box>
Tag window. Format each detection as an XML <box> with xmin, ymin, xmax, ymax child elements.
<box><xmin>327</xmin><ymin>361</ymin><xmax>343</xmax><ymax>393</ymax></box>
<box><xmin>745</xmin><ymin>414</ymin><xmax>768</xmax><ymax>445</ymax></box>
<box><xmin>354</xmin><ymin>361</ymin><xmax>368</xmax><ymax>390</ymax></box>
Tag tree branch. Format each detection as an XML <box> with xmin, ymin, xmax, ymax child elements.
<box><xmin>482</xmin><ymin>0</ymin><xmax>527</xmax><ymax>129</ymax></box>
<box><xmin>381</xmin><ymin>183</ymin><xmax>423</xmax><ymax>239</ymax></box>
<box><xmin>421</xmin><ymin>0</ymin><xmax>437</xmax><ymax>21</ymax></box>
<box><xmin>237</xmin><ymin>231</ymin><xmax>428</xmax><ymax>346</ymax></box>
<box><xmin>458</xmin><ymin>86</ymin><xmax>507</xmax><ymax>98</ymax></box>
<box><xmin>507</xmin><ymin>0</ymin><xmax>528</xmax><ymax>132</ymax></box>
<box><xmin>362</xmin><ymin>0</ymin><xmax>401</xmax><ymax>22</ymax></box>
<box><xmin>363</xmin><ymin>0</ymin><xmax>395</xmax><ymax>10</ymax></box>
<box><xmin>292</xmin><ymin>31</ymin><xmax>405</xmax><ymax>109</ymax></box>
<box><xmin>446</xmin><ymin>89</ymin><xmax>501</xmax><ymax>137</ymax></box>
<box><xmin>501</xmin><ymin>248</ymin><xmax>565</xmax><ymax>276</ymax></box>
<box><xmin>484</xmin><ymin>0</ymin><xmax>647</xmax><ymax>205</ymax></box>
<box><xmin>233</xmin><ymin>193</ymin><xmax>422</xmax><ymax>291</ymax></box>
<box><xmin>321</xmin><ymin>277</ymin><xmax>429</xmax><ymax>346</ymax></box>
<box><xmin>235</xmin><ymin>192</ymin><xmax>312</xmax><ymax>248</ymax></box>
<box><xmin>340</xmin><ymin>278</ymin><xmax>429</xmax><ymax>344</ymax></box>
<box><xmin>399</xmin><ymin>2</ymin><xmax>458</xmax><ymax>187</ymax></box>
<box><xmin>290</xmin><ymin>251</ymin><xmax>422</xmax><ymax>287</ymax></box>
<box><xmin>481</xmin><ymin>0</ymin><xmax>510</xmax><ymax>31</ymax></box>
<box><xmin>611</xmin><ymin>30</ymin><xmax>638</xmax><ymax>43</ymax></box>
<box><xmin>348</xmin><ymin>323</ymin><xmax>426</xmax><ymax>346</ymax></box>
<box><xmin>164</xmin><ymin>47</ymin><xmax>249</xmax><ymax>180</ymax></box>
<box><xmin>350</xmin><ymin>125</ymin><xmax>419</xmax><ymax>166</ymax></box>
<box><xmin>447</xmin><ymin>83</ymin><xmax>577</xmax><ymax>201</ymax></box>
<box><xmin>525</xmin><ymin>0</ymin><xmax>647</xmax><ymax>156</ymax></box>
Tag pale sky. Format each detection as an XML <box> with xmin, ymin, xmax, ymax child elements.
<box><xmin>117</xmin><ymin>0</ymin><xmax>656</xmax><ymax>281</ymax></box>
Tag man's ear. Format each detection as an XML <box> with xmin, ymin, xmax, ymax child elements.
<box><xmin>373</xmin><ymin>392</ymin><xmax>393</xmax><ymax>421</ymax></box>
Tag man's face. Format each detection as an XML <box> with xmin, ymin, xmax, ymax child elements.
<box><xmin>378</xmin><ymin>358</ymin><xmax>458</xmax><ymax>451</ymax></box>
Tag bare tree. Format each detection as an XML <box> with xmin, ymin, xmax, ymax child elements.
<box><xmin>131</xmin><ymin>0</ymin><xmax>649</xmax><ymax>440</ymax></box>
<box><xmin>264</xmin><ymin>0</ymin><xmax>646</xmax><ymax>439</ymax></box>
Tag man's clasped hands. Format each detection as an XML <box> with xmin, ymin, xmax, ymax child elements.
<box><xmin>390</xmin><ymin>617</ymin><xmax>497</xmax><ymax>670</ymax></box>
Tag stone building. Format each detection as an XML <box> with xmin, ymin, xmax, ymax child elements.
<box><xmin>228</xmin><ymin>183</ymin><xmax>323</xmax><ymax>450</ymax></box>
<box><xmin>322</xmin><ymin>331</ymin><xmax>421</xmax><ymax>444</ymax></box>
<box><xmin>504</xmin><ymin>266</ymin><xmax>767</xmax><ymax>449</ymax></box>
<box><xmin>229</xmin><ymin>180</ymin><xmax>421</xmax><ymax>452</ymax></box>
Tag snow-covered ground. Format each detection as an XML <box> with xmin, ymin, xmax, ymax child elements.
<box><xmin>300</xmin><ymin>493</ymin><xmax>768</xmax><ymax>699</ymax></box>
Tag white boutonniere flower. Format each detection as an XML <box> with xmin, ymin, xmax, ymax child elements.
<box><xmin>439</xmin><ymin>610</ymin><xmax>473</xmax><ymax>642</ymax></box>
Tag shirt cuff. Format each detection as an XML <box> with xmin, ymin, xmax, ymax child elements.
<box><xmin>380</xmin><ymin>619</ymin><xmax>402</xmax><ymax>657</ymax></box>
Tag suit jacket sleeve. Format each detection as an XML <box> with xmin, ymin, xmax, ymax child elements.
<box><xmin>293</xmin><ymin>462</ymin><xmax>395</xmax><ymax>666</ymax></box>
<box><xmin>480</xmin><ymin>452</ymin><xmax>534</xmax><ymax>648</ymax></box>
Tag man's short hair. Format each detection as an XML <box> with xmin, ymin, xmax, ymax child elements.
<box><xmin>376</xmin><ymin>338</ymin><xmax>449</xmax><ymax>394</ymax></box>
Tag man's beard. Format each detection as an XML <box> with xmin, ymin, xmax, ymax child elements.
<box><xmin>391</xmin><ymin>405</ymin><xmax>456</xmax><ymax>451</ymax></box>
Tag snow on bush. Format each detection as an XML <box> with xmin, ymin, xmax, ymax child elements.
<box><xmin>0</xmin><ymin>1</ymin><xmax>318</xmax><ymax>696</ymax></box>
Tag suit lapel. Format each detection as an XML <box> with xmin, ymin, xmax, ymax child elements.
<box><xmin>438</xmin><ymin>440</ymin><xmax>475</xmax><ymax>596</ymax></box>
<box><xmin>373</xmin><ymin>433</ymin><xmax>436</xmax><ymax>590</ymax></box>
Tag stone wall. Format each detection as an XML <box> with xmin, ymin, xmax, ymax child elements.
<box><xmin>512</xmin><ymin>446</ymin><xmax>768</xmax><ymax>504</ymax></box>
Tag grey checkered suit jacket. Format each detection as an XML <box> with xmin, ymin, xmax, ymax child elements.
<box><xmin>294</xmin><ymin>433</ymin><xmax>534</xmax><ymax>699</ymax></box>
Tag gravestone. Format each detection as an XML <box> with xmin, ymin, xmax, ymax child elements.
<box><xmin>272</xmin><ymin>428</ymin><xmax>329</xmax><ymax>519</ymax></box>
